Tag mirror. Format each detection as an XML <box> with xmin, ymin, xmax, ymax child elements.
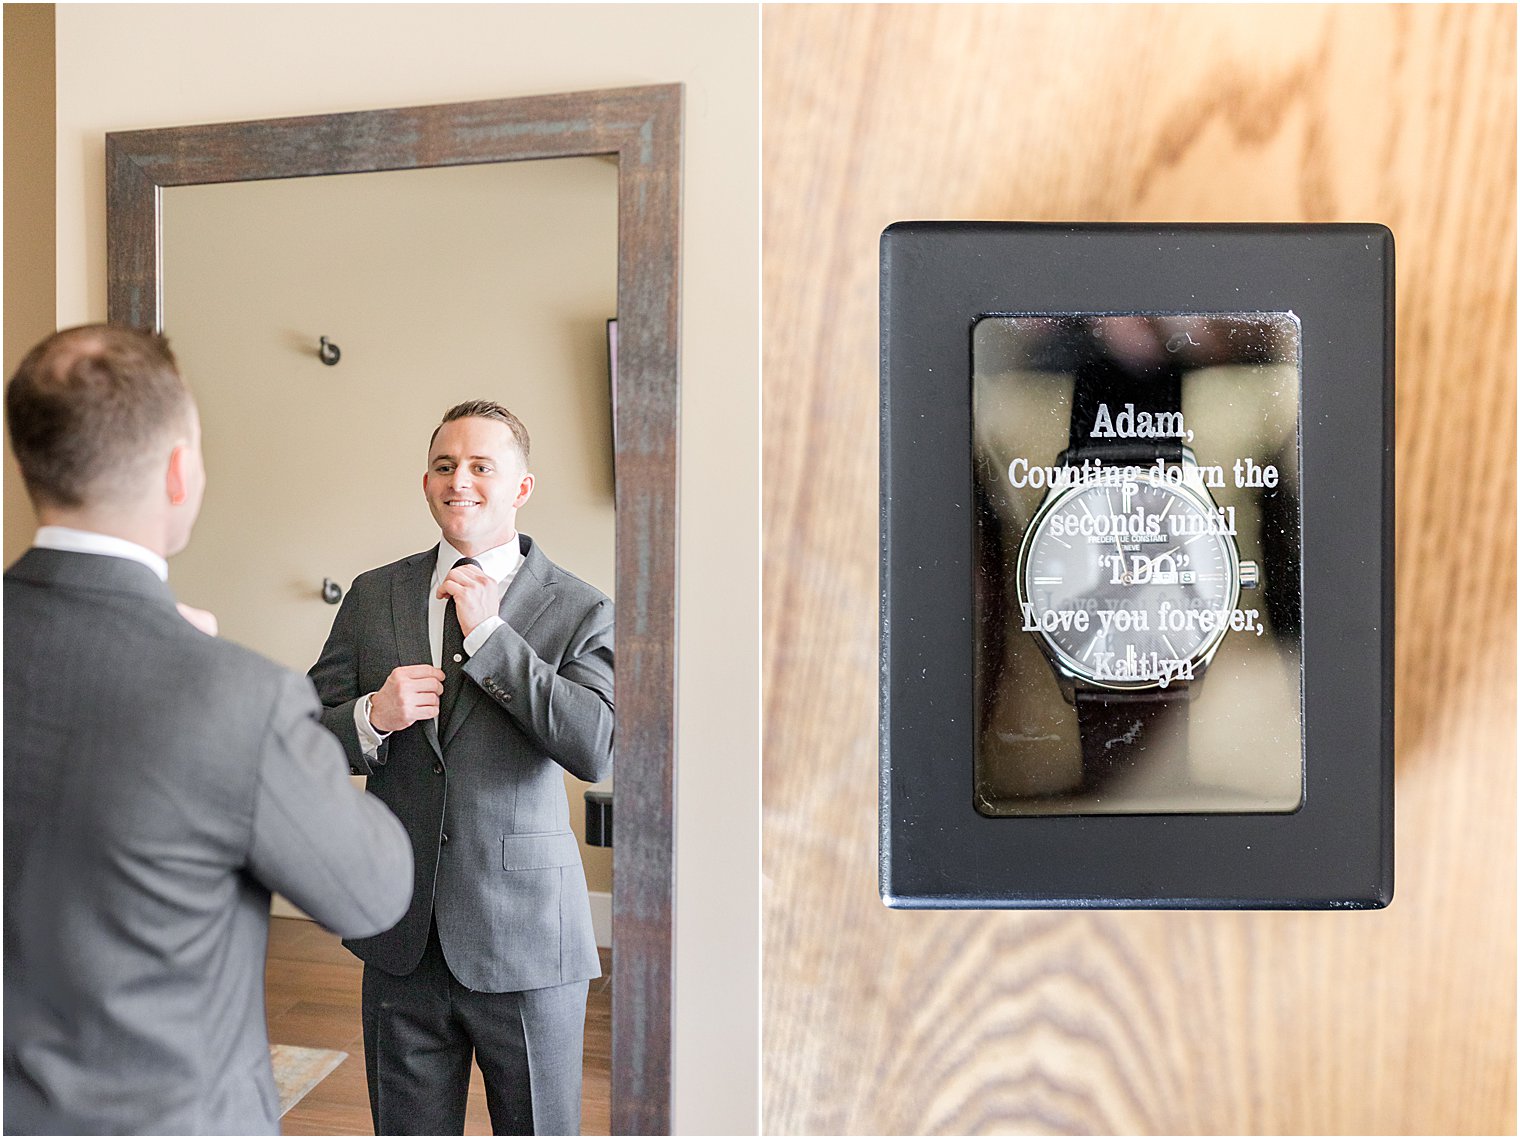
<box><xmin>107</xmin><ymin>87</ymin><xmax>680</xmax><ymax>1133</ymax></box>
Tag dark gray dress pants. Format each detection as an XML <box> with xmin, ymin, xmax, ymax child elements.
<box><xmin>361</xmin><ymin>920</ymin><xmax>588</xmax><ymax>1135</ymax></box>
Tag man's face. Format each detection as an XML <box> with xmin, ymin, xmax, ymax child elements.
<box><xmin>423</xmin><ymin>416</ymin><xmax>533</xmax><ymax>556</ymax></box>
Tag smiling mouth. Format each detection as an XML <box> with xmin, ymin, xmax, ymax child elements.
<box><xmin>444</xmin><ymin>499</ymin><xmax>480</xmax><ymax>508</ymax></box>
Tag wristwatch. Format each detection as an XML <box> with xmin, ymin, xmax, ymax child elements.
<box><xmin>1014</xmin><ymin>342</ymin><xmax>1259</xmax><ymax>791</ymax></box>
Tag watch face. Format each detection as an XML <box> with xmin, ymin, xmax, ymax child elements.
<box><xmin>1016</xmin><ymin>471</ymin><xmax>1241</xmax><ymax>690</ymax></box>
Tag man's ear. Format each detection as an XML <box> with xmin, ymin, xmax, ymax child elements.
<box><xmin>166</xmin><ymin>444</ymin><xmax>190</xmax><ymax>507</ymax></box>
<box><xmin>514</xmin><ymin>472</ymin><xmax>535</xmax><ymax>509</ymax></box>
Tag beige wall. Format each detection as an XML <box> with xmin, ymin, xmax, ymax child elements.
<box><xmin>163</xmin><ymin>158</ymin><xmax>618</xmax><ymax>894</ymax></box>
<box><xmin>53</xmin><ymin>5</ymin><xmax>759</xmax><ymax>1132</ymax></box>
<box><xmin>3</xmin><ymin>4</ymin><xmax>54</xmax><ymax>563</ymax></box>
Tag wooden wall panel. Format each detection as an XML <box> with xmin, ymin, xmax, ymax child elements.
<box><xmin>762</xmin><ymin>6</ymin><xmax>1515</xmax><ymax>1134</ymax></box>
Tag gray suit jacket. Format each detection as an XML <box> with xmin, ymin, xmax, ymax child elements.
<box><xmin>309</xmin><ymin>534</ymin><xmax>613</xmax><ymax>993</ymax></box>
<box><xmin>3</xmin><ymin>548</ymin><xmax>414</xmax><ymax>1135</ymax></box>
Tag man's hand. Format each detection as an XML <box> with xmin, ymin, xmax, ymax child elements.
<box><xmin>437</xmin><ymin>564</ymin><xmax>498</xmax><ymax>638</ymax></box>
<box><xmin>370</xmin><ymin>664</ymin><xmax>446</xmax><ymax>733</ymax></box>
<box><xmin>176</xmin><ymin>602</ymin><xmax>219</xmax><ymax>637</ymax></box>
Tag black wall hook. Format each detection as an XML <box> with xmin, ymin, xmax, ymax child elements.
<box><xmin>321</xmin><ymin>578</ymin><xmax>344</xmax><ymax>605</ymax></box>
<box><xmin>318</xmin><ymin>336</ymin><xmax>341</xmax><ymax>366</ymax></box>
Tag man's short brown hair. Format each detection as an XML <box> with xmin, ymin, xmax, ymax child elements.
<box><xmin>6</xmin><ymin>325</ymin><xmax>193</xmax><ymax>509</ymax></box>
<box><xmin>430</xmin><ymin>400</ymin><xmax>530</xmax><ymax>466</ymax></box>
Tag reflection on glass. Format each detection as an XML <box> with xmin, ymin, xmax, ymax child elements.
<box><xmin>973</xmin><ymin>314</ymin><xmax>1303</xmax><ymax>815</ymax></box>
<box><xmin>160</xmin><ymin>158</ymin><xmax>620</xmax><ymax>1128</ymax></box>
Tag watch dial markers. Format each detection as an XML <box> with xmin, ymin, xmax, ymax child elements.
<box><xmin>1019</xmin><ymin>473</ymin><xmax>1240</xmax><ymax>689</ymax></box>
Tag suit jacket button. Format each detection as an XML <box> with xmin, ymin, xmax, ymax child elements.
<box><xmin>441</xmin><ymin>832</ymin><xmax>449</xmax><ymax>844</ymax></box>
<box><xmin>433</xmin><ymin>761</ymin><xmax>444</xmax><ymax>775</ymax></box>
<box><xmin>502</xmin><ymin>692</ymin><xmax>512</xmax><ymax>703</ymax></box>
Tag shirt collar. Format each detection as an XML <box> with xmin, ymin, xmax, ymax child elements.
<box><xmin>33</xmin><ymin>526</ymin><xmax>170</xmax><ymax>583</ymax></box>
<box><xmin>433</xmin><ymin>534</ymin><xmax>523</xmax><ymax>585</ymax></box>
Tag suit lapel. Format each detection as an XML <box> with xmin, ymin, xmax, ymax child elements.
<box><xmin>441</xmin><ymin>536</ymin><xmax>555</xmax><ymax>749</ymax></box>
<box><xmin>499</xmin><ymin>539</ymin><xmax>556</xmax><ymax>641</ymax></box>
<box><xmin>392</xmin><ymin>548</ymin><xmax>443</xmax><ymax>759</ymax></box>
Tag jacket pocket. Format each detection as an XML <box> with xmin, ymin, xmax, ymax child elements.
<box><xmin>501</xmin><ymin>830</ymin><xmax>580</xmax><ymax>871</ymax></box>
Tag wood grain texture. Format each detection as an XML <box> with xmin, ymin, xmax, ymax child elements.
<box><xmin>762</xmin><ymin>5</ymin><xmax>1514</xmax><ymax>1134</ymax></box>
<box><xmin>108</xmin><ymin>85</ymin><xmax>682</xmax><ymax>1133</ymax></box>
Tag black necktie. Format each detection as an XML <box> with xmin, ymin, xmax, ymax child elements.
<box><xmin>439</xmin><ymin>556</ymin><xmax>481</xmax><ymax>731</ymax></box>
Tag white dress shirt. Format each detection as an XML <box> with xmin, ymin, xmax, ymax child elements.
<box><xmin>33</xmin><ymin>525</ymin><xmax>169</xmax><ymax>582</ymax></box>
<box><xmin>356</xmin><ymin>535</ymin><xmax>524</xmax><ymax>755</ymax></box>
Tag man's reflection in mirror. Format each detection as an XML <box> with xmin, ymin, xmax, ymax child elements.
<box><xmin>309</xmin><ymin>401</ymin><xmax>614</xmax><ymax>1135</ymax></box>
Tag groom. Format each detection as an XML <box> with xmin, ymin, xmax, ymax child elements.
<box><xmin>309</xmin><ymin>400</ymin><xmax>613</xmax><ymax>1135</ymax></box>
<box><xmin>4</xmin><ymin>325</ymin><xmax>414</xmax><ymax>1134</ymax></box>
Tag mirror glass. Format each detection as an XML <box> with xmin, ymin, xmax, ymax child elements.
<box><xmin>161</xmin><ymin>155</ymin><xmax>617</xmax><ymax>1120</ymax></box>
<box><xmin>972</xmin><ymin>313</ymin><xmax>1303</xmax><ymax>816</ymax></box>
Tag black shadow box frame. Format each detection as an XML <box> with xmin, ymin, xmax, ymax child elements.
<box><xmin>879</xmin><ymin>222</ymin><xmax>1394</xmax><ymax>909</ymax></box>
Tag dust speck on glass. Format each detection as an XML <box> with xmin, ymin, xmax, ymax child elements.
<box><xmin>972</xmin><ymin>313</ymin><xmax>1302</xmax><ymax>816</ymax></box>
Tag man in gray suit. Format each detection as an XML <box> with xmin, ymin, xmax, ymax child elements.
<box><xmin>309</xmin><ymin>400</ymin><xmax>613</xmax><ymax>1135</ymax></box>
<box><xmin>3</xmin><ymin>325</ymin><xmax>415</xmax><ymax>1135</ymax></box>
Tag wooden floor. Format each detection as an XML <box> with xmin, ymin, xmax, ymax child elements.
<box><xmin>263</xmin><ymin>918</ymin><xmax>611</xmax><ymax>1136</ymax></box>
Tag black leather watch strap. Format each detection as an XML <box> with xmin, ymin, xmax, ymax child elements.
<box><xmin>1064</xmin><ymin>354</ymin><xmax>1186</xmax><ymax>467</ymax></box>
<box><xmin>1075</xmin><ymin>688</ymin><xmax>1189</xmax><ymax>793</ymax></box>
<box><xmin>1063</xmin><ymin>330</ymin><xmax>1194</xmax><ymax>792</ymax></box>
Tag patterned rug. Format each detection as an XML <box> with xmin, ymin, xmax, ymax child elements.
<box><xmin>270</xmin><ymin>1044</ymin><xmax>348</xmax><ymax>1117</ymax></box>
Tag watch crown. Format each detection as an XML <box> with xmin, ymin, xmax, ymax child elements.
<box><xmin>1240</xmin><ymin>560</ymin><xmax>1260</xmax><ymax>589</ymax></box>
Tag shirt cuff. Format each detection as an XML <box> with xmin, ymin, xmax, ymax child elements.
<box><xmin>463</xmin><ymin>615</ymin><xmax>504</xmax><ymax>658</ymax></box>
<box><xmin>355</xmin><ymin>692</ymin><xmax>390</xmax><ymax>758</ymax></box>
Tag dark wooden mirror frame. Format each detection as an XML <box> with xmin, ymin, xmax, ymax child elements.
<box><xmin>106</xmin><ymin>84</ymin><xmax>681</xmax><ymax>1134</ymax></box>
